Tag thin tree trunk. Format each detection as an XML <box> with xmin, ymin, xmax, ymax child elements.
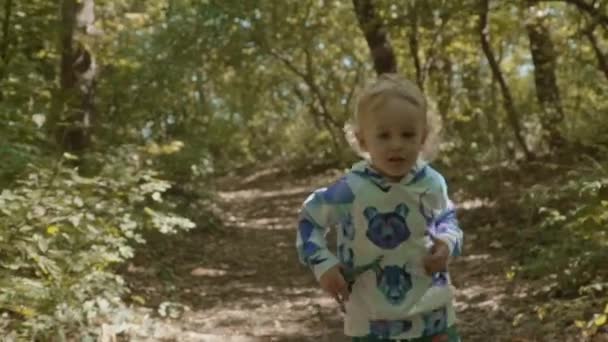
<box><xmin>420</xmin><ymin>8</ymin><xmax>450</xmax><ymax>93</ymax></box>
<box><xmin>59</xmin><ymin>0</ymin><xmax>77</xmax><ymax>90</ymax></box>
<box><xmin>584</xmin><ymin>28</ymin><xmax>608</xmax><ymax>82</ymax></box>
<box><xmin>0</xmin><ymin>0</ymin><xmax>12</xmax><ymax>64</ymax></box>
<box><xmin>51</xmin><ymin>0</ymin><xmax>97</xmax><ymax>153</ymax></box>
<box><xmin>526</xmin><ymin>4</ymin><xmax>565</xmax><ymax>148</ymax></box>
<box><xmin>0</xmin><ymin>0</ymin><xmax>13</xmax><ymax>100</ymax></box>
<box><xmin>407</xmin><ymin>2</ymin><xmax>424</xmax><ymax>90</ymax></box>
<box><xmin>478</xmin><ymin>0</ymin><xmax>533</xmax><ymax>160</ymax></box>
<box><xmin>433</xmin><ymin>56</ymin><xmax>453</xmax><ymax>121</ymax></box>
<box><xmin>352</xmin><ymin>0</ymin><xmax>397</xmax><ymax>75</ymax></box>
<box><xmin>488</xmin><ymin>73</ymin><xmax>502</xmax><ymax>153</ymax></box>
<box><xmin>254</xmin><ymin>29</ymin><xmax>344</xmax><ymax>154</ymax></box>
<box><xmin>400</xmin><ymin>1</ymin><xmax>452</xmax><ymax>91</ymax></box>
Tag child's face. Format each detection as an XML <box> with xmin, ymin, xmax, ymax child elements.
<box><xmin>357</xmin><ymin>97</ymin><xmax>427</xmax><ymax>181</ymax></box>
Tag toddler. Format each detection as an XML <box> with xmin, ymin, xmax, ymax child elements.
<box><xmin>296</xmin><ymin>74</ymin><xmax>463</xmax><ymax>341</ymax></box>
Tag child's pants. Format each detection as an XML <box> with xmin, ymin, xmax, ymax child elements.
<box><xmin>351</xmin><ymin>325</ymin><xmax>460</xmax><ymax>342</ymax></box>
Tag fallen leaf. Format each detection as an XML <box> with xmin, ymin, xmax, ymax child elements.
<box><xmin>490</xmin><ymin>240</ymin><xmax>503</xmax><ymax>249</ymax></box>
<box><xmin>190</xmin><ymin>267</ymin><xmax>227</xmax><ymax>277</ymax></box>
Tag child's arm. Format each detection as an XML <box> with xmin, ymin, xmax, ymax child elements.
<box><xmin>296</xmin><ymin>187</ymin><xmax>343</xmax><ymax>281</ymax></box>
<box><xmin>296</xmin><ymin>179</ymin><xmax>353</xmax><ymax>280</ymax></box>
<box><xmin>429</xmin><ymin>176</ymin><xmax>463</xmax><ymax>257</ymax></box>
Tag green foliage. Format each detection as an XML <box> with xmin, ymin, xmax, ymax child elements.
<box><xmin>0</xmin><ymin>143</ymin><xmax>37</xmax><ymax>185</ymax></box>
<box><xmin>0</xmin><ymin>147</ymin><xmax>195</xmax><ymax>338</ymax></box>
<box><xmin>519</xmin><ymin>164</ymin><xmax>608</xmax><ymax>294</ymax></box>
<box><xmin>1</xmin><ymin>0</ymin><xmax>608</xmax><ymax>338</ymax></box>
<box><xmin>4</xmin><ymin>0</ymin><xmax>607</xmax><ymax>170</ymax></box>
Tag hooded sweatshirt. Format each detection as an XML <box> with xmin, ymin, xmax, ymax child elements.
<box><xmin>296</xmin><ymin>160</ymin><xmax>463</xmax><ymax>339</ymax></box>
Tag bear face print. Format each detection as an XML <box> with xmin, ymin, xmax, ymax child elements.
<box><xmin>363</xmin><ymin>204</ymin><xmax>410</xmax><ymax>249</ymax></box>
<box><xmin>375</xmin><ymin>264</ymin><xmax>413</xmax><ymax>305</ymax></box>
<box><xmin>369</xmin><ymin>319</ymin><xmax>413</xmax><ymax>338</ymax></box>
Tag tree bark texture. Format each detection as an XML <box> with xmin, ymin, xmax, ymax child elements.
<box><xmin>478</xmin><ymin>0</ymin><xmax>533</xmax><ymax>159</ymax></box>
<box><xmin>352</xmin><ymin>0</ymin><xmax>398</xmax><ymax>75</ymax></box>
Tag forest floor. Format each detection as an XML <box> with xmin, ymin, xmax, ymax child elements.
<box><xmin>116</xmin><ymin>163</ymin><xmax>605</xmax><ymax>342</ymax></box>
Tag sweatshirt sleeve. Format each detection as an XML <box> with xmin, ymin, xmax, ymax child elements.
<box><xmin>428</xmin><ymin>175</ymin><xmax>463</xmax><ymax>257</ymax></box>
<box><xmin>296</xmin><ymin>177</ymin><xmax>354</xmax><ymax>281</ymax></box>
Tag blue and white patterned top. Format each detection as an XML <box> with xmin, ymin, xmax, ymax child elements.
<box><xmin>296</xmin><ymin>160</ymin><xmax>463</xmax><ymax>339</ymax></box>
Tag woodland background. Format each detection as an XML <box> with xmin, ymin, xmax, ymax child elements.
<box><xmin>1</xmin><ymin>0</ymin><xmax>607</xmax><ymax>340</ymax></box>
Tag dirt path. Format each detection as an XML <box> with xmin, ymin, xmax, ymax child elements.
<box><xmin>120</xmin><ymin>166</ymin><xmax>586</xmax><ymax>341</ymax></box>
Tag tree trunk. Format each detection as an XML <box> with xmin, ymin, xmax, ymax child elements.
<box><xmin>488</xmin><ymin>73</ymin><xmax>502</xmax><ymax>153</ymax></box>
<box><xmin>352</xmin><ymin>0</ymin><xmax>397</xmax><ymax>75</ymax></box>
<box><xmin>51</xmin><ymin>0</ymin><xmax>97</xmax><ymax>153</ymax></box>
<box><xmin>585</xmin><ymin>28</ymin><xmax>608</xmax><ymax>82</ymax></box>
<box><xmin>0</xmin><ymin>0</ymin><xmax>11</xmax><ymax>60</ymax></box>
<box><xmin>526</xmin><ymin>4</ymin><xmax>565</xmax><ymax>148</ymax></box>
<box><xmin>478</xmin><ymin>0</ymin><xmax>533</xmax><ymax>160</ymax></box>
<box><xmin>407</xmin><ymin>2</ymin><xmax>424</xmax><ymax>90</ymax></box>
<box><xmin>432</xmin><ymin>56</ymin><xmax>453</xmax><ymax>121</ymax></box>
<box><xmin>0</xmin><ymin>0</ymin><xmax>13</xmax><ymax>100</ymax></box>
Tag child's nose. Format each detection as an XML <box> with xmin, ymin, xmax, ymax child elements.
<box><xmin>390</xmin><ymin>138</ymin><xmax>403</xmax><ymax>149</ymax></box>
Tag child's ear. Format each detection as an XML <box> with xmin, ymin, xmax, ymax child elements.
<box><xmin>363</xmin><ymin>207</ymin><xmax>378</xmax><ymax>220</ymax></box>
<box><xmin>420</xmin><ymin>127</ymin><xmax>428</xmax><ymax>145</ymax></box>
<box><xmin>355</xmin><ymin>131</ymin><xmax>367</xmax><ymax>151</ymax></box>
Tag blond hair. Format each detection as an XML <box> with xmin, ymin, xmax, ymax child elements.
<box><xmin>344</xmin><ymin>73</ymin><xmax>442</xmax><ymax>161</ymax></box>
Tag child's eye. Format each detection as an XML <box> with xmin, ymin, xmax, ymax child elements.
<box><xmin>402</xmin><ymin>132</ymin><xmax>415</xmax><ymax>138</ymax></box>
<box><xmin>377</xmin><ymin>132</ymin><xmax>390</xmax><ymax>139</ymax></box>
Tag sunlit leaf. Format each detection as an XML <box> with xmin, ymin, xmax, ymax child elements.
<box><xmin>46</xmin><ymin>225</ymin><xmax>60</xmax><ymax>236</ymax></box>
<box><xmin>595</xmin><ymin>314</ymin><xmax>607</xmax><ymax>327</ymax></box>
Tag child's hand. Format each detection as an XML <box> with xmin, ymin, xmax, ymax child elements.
<box><xmin>319</xmin><ymin>264</ymin><xmax>350</xmax><ymax>304</ymax></box>
<box><xmin>423</xmin><ymin>238</ymin><xmax>449</xmax><ymax>275</ymax></box>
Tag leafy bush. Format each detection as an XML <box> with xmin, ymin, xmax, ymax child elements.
<box><xmin>0</xmin><ymin>145</ymin><xmax>195</xmax><ymax>339</ymax></box>
<box><xmin>519</xmin><ymin>165</ymin><xmax>608</xmax><ymax>294</ymax></box>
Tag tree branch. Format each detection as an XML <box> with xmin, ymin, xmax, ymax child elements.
<box><xmin>407</xmin><ymin>2</ymin><xmax>424</xmax><ymax>90</ymax></box>
<box><xmin>343</xmin><ymin>63</ymin><xmax>363</xmax><ymax>119</ymax></box>
<box><xmin>302</xmin><ymin>48</ymin><xmax>339</xmax><ymax>128</ymax></box>
<box><xmin>535</xmin><ymin>0</ymin><xmax>608</xmax><ymax>28</ymax></box>
<box><xmin>584</xmin><ymin>28</ymin><xmax>608</xmax><ymax>81</ymax></box>
<box><xmin>352</xmin><ymin>0</ymin><xmax>397</xmax><ymax>74</ymax></box>
<box><xmin>266</xmin><ymin>47</ymin><xmax>340</xmax><ymax>129</ymax></box>
<box><xmin>1</xmin><ymin>0</ymin><xmax>12</xmax><ymax>63</ymax></box>
<box><xmin>421</xmin><ymin>11</ymin><xmax>451</xmax><ymax>89</ymax></box>
<box><xmin>478</xmin><ymin>0</ymin><xmax>533</xmax><ymax>159</ymax></box>
<box><xmin>0</xmin><ymin>0</ymin><xmax>12</xmax><ymax>100</ymax></box>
